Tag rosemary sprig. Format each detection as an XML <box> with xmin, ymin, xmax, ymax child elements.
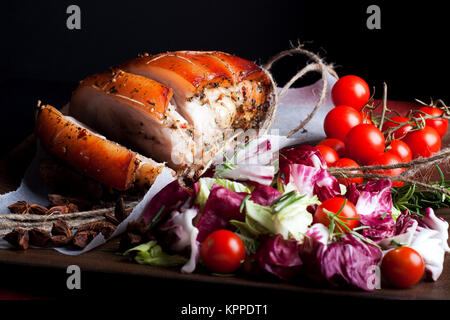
<box><xmin>148</xmin><ymin>205</ymin><xmax>165</xmax><ymax>229</ymax></box>
<box><xmin>323</xmin><ymin>200</ymin><xmax>380</xmax><ymax>249</ymax></box>
<box><xmin>323</xmin><ymin>199</ymin><xmax>349</xmax><ymax>240</ymax></box>
<box><xmin>213</xmin><ymin>154</ymin><xmax>237</xmax><ymax>173</ymax></box>
<box><xmin>214</xmin><ymin>139</ymin><xmax>252</xmax><ymax>174</ymax></box>
<box><xmin>391</xmin><ymin>166</ymin><xmax>450</xmax><ymax>215</ymax></box>
<box><xmin>239</xmin><ymin>195</ymin><xmax>252</xmax><ymax>213</ymax></box>
<box><xmin>271</xmin><ymin>190</ymin><xmax>305</xmax><ymax>213</ymax></box>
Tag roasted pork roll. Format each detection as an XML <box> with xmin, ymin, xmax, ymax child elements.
<box><xmin>37</xmin><ymin>50</ymin><xmax>274</xmax><ymax>190</ymax></box>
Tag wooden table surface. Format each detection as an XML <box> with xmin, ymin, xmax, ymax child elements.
<box><xmin>0</xmin><ymin>100</ymin><xmax>449</xmax><ymax>304</ymax></box>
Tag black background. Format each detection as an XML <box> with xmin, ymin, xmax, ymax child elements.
<box><xmin>1</xmin><ymin>0</ymin><xmax>449</xmax><ymax>154</ymax></box>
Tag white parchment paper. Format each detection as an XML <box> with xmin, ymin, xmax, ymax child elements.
<box><xmin>0</xmin><ymin>72</ymin><xmax>337</xmax><ymax>253</ymax></box>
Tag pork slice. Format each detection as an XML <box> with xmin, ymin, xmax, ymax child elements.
<box><xmin>36</xmin><ymin>104</ymin><xmax>166</xmax><ymax>190</ymax></box>
<box><xmin>69</xmin><ymin>70</ymin><xmax>195</xmax><ymax>169</ymax></box>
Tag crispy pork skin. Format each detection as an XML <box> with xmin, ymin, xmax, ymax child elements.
<box><xmin>120</xmin><ymin>51</ymin><xmax>273</xmax><ymax>132</ymax></box>
<box><xmin>35</xmin><ymin>105</ymin><xmax>165</xmax><ymax>190</ymax></box>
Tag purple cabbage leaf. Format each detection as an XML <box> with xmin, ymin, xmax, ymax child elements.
<box><xmin>345</xmin><ymin>179</ymin><xmax>396</xmax><ymax>242</ymax></box>
<box><xmin>195</xmin><ymin>184</ymin><xmax>249</xmax><ymax>242</ymax></box>
<box><xmin>299</xmin><ymin>224</ymin><xmax>383</xmax><ymax>291</ymax></box>
<box><xmin>255</xmin><ymin>234</ymin><xmax>303</xmax><ymax>281</ymax></box>
<box><xmin>141</xmin><ymin>180</ymin><xmax>191</xmax><ymax>225</ymax></box>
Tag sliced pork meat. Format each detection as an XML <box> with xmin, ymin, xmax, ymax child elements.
<box><xmin>35</xmin><ymin>104</ymin><xmax>166</xmax><ymax>190</ymax></box>
<box><xmin>69</xmin><ymin>69</ymin><xmax>195</xmax><ymax>169</ymax></box>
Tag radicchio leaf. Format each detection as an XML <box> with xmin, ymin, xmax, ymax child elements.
<box><xmin>279</xmin><ymin>145</ymin><xmax>326</xmax><ymax>170</ymax></box>
<box><xmin>280</xmin><ymin>164</ymin><xmax>318</xmax><ymax>197</ymax></box>
<box><xmin>255</xmin><ymin>234</ymin><xmax>302</xmax><ymax>281</ymax></box>
<box><xmin>299</xmin><ymin>225</ymin><xmax>382</xmax><ymax>291</ymax></box>
<box><xmin>195</xmin><ymin>185</ymin><xmax>248</xmax><ymax>242</ymax></box>
<box><xmin>248</xmin><ymin>182</ymin><xmax>282</xmax><ymax>206</ymax></box>
<box><xmin>320</xmin><ymin>234</ymin><xmax>383</xmax><ymax>291</ymax></box>
<box><xmin>279</xmin><ymin>164</ymin><xmax>340</xmax><ymax>201</ymax></box>
<box><xmin>218</xmin><ymin>164</ymin><xmax>275</xmax><ymax>186</ymax></box>
<box><xmin>378</xmin><ymin>210</ymin><xmax>418</xmax><ymax>249</ymax></box>
<box><xmin>313</xmin><ymin>168</ymin><xmax>341</xmax><ymax>202</ymax></box>
<box><xmin>346</xmin><ymin>179</ymin><xmax>395</xmax><ymax>242</ymax></box>
<box><xmin>141</xmin><ymin>180</ymin><xmax>191</xmax><ymax>225</ymax></box>
<box><xmin>298</xmin><ymin>223</ymin><xmax>329</xmax><ymax>282</ymax></box>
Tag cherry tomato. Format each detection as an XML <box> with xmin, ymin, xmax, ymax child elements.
<box><xmin>361</xmin><ymin>111</ymin><xmax>373</xmax><ymax>125</ymax></box>
<box><xmin>403</xmin><ymin>126</ymin><xmax>441</xmax><ymax>159</ymax></box>
<box><xmin>313</xmin><ymin>197</ymin><xmax>359</xmax><ymax>232</ymax></box>
<box><xmin>345</xmin><ymin>124</ymin><xmax>386</xmax><ymax>165</ymax></box>
<box><xmin>381</xmin><ymin>116</ymin><xmax>414</xmax><ymax>140</ymax></box>
<box><xmin>200</xmin><ymin>230</ymin><xmax>246</xmax><ymax>274</ymax></box>
<box><xmin>331</xmin><ymin>75</ymin><xmax>370</xmax><ymax>111</ymax></box>
<box><xmin>381</xmin><ymin>247</ymin><xmax>425</xmax><ymax>288</ymax></box>
<box><xmin>415</xmin><ymin>107</ymin><xmax>448</xmax><ymax>137</ymax></box>
<box><xmin>316</xmin><ymin>145</ymin><xmax>339</xmax><ymax>166</ymax></box>
<box><xmin>332</xmin><ymin>158</ymin><xmax>363</xmax><ymax>186</ymax></box>
<box><xmin>324</xmin><ymin>105</ymin><xmax>363</xmax><ymax>141</ymax></box>
<box><xmin>387</xmin><ymin>140</ymin><xmax>412</xmax><ymax>163</ymax></box>
<box><xmin>318</xmin><ymin>138</ymin><xmax>346</xmax><ymax>157</ymax></box>
<box><xmin>368</xmin><ymin>152</ymin><xmax>406</xmax><ymax>187</ymax></box>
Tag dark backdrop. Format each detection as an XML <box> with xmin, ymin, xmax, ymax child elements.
<box><xmin>1</xmin><ymin>0</ymin><xmax>449</xmax><ymax>154</ymax></box>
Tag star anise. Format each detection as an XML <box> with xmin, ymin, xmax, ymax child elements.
<box><xmin>7</xmin><ymin>201</ymin><xmax>30</xmax><ymax>214</ymax></box>
<box><xmin>4</xmin><ymin>228</ymin><xmax>29</xmax><ymax>250</ymax></box>
<box><xmin>8</xmin><ymin>201</ymin><xmax>49</xmax><ymax>215</ymax></box>
<box><xmin>28</xmin><ymin>204</ymin><xmax>49</xmax><ymax>215</ymax></box>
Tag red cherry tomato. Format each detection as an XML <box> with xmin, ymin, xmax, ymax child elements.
<box><xmin>200</xmin><ymin>230</ymin><xmax>246</xmax><ymax>274</ymax></box>
<box><xmin>324</xmin><ymin>105</ymin><xmax>363</xmax><ymax>141</ymax></box>
<box><xmin>368</xmin><ymin>152</ymin><xmax>406</xmax><ymax>187</ymax></box>
<box><xmin>382</xmin><ymin>116</ymin><xmax>414</xmax><ymax>139</ymax></box>
<box><xmin>318</xmin><ymin>138</ymin><xmax>346</xmax><ymax>157</ymax></box>
<box><xmin>332</xmin><ymin>158</ymin><xmax>363</xmax><ymax>186</ymax></box>
<box><xmin>387</xmin><ymin>140</ymin><xmax>412</xmax><ymax>163</ymax></box>
<box><xmin>331</xmin><ymin>75</ymin><xmax>370</xmax><ymax>111</ymax></box>
<box><xmin>403</xmin><ymin>126</ymin><xmax>441</xmax><ymax>159</ymax></box>
<box><xmin>313</xmin><ymin>197</ymin><xmax>359</xmax><ymax>232</ymax></box>
<box><xmin>415</xmin><ymin>107</ymin><xmax>448</xmax><ymax>137</ymax></box>
<box><xmin>345</xmin><ymin>124</ymin><xmax>386</xmax><ymax>165</ymax></box>
<box><xmin>361</xmin><ymin>111</ymin><xmax>373</xmax><ymax>125</ymax></box>
<box><xmin>381</xmin><ymin>247</ymin><xmax>425</xmax><ymax>288</ymax></box>
<box><xmin>315</xmin><ymin>145</ymin><xmax>339</xmax><ymax>166</ymax></box>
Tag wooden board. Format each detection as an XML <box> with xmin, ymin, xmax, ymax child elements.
<box><xmin>0</xmin><ymin>212</ymin><xmax>449</xmax><ymax>301</ymax></box>
<box><xmin>0</xmin><ymin>100</ymin><xmax>449</xmax><ymax>302</ymax></box>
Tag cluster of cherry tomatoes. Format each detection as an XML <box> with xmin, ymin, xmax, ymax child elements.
<box><xmin>316</xmin><ymin>75</ymin><xmax>448</xmax><ymax>187</ymax></box>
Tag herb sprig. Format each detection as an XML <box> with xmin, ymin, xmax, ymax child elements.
<box><xmin>392</xmin><ymin>166</ymin><xmax>450</xmax><ymax>215</ymax></box>
<box><xmin>323</xmin><ymin>199</ymin><xmax>380</xmax><ymax>249</ymax></box>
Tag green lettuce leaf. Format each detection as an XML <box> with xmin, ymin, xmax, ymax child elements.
<box><xmin>271</xmin><ymin>192</ymin><xmax>320</xmax><ymax>241</ymax></box>
<box><xmin>244</xmin><ymin>200</ymin><xmax>276</xmax><ymax>234</ymax></box>
<box><xmin>391</xmin><ymin>206</ymin><xmax>402</xmax><ymax>222</ymax></box>
<box><xmin>239</xmin><ymin>190</ymin><xmax>320</xmax><ymax>241</ymax></box>
<box><xmin>124</xmin><ymin>241</ymin><xmax>187</xmax><ymax>267</ymax></box>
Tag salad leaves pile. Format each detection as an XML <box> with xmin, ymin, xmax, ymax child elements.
<box><xmin>126</xmin><ymin>137</ymin><xmax>450</xmax><ymax>291</ymax></box>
